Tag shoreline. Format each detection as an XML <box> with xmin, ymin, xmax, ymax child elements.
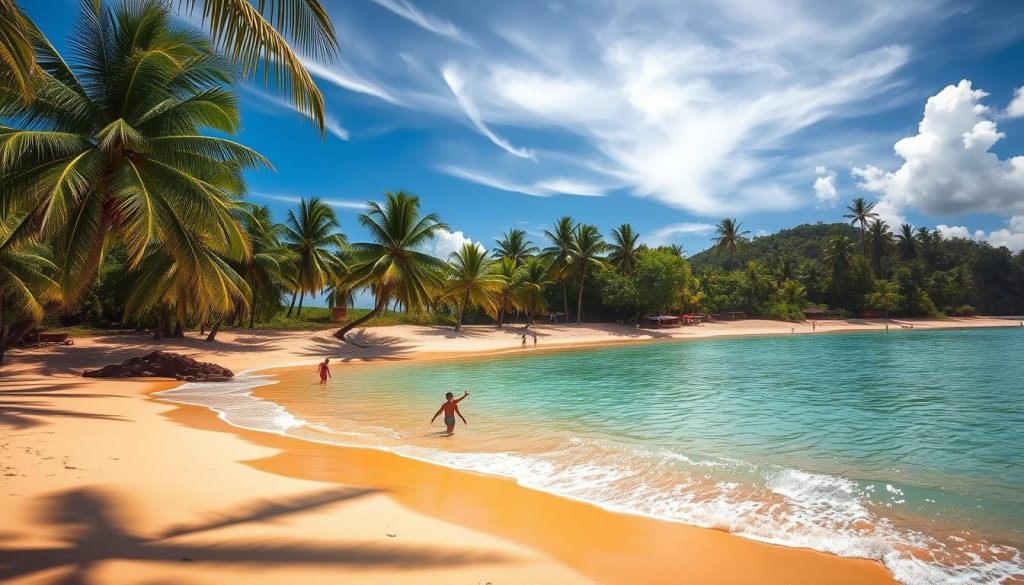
<box><xmin>4</xmin><ymin>317</ymin><xmax>1017</xmax><ymax>584</ymax></box>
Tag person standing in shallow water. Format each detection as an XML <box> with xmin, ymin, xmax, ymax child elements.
<box><xmin>317</xmin><ymin>358</ymin><xmax>331</xmax><ymax>386</ymax></box>
<box><xmin>431</xmin><ymin>391</ymin><xmax>469</xmax><ymax>436</ymax></box>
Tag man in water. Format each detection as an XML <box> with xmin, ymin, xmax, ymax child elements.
<box><xmin>431</xmin><ymin>391</ymin><xmax>469</xmax><ymax>436</ymax></box>
<box><xmin>317</xmin><ymin>358</ymin><xmax>331</xmax><ymax>386</ymax></box>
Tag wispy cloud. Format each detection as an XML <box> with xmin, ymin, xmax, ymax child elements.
<box><xmin>645</xmin><ymin>222</ymin><xmax>716</xmax><ymax>246</ymax></box>
<box><xmin>324</xmin><ymin>115</ymin><xmax>349</xmax><ymax>140</ymax></box>
<box><xmin>303</xmin><ymin>60</ymin><xmax>399</xmax><ymax>104</ymax></box>
<box><xmin>440</xmin><ymin>165</ymin><xmax>604</xmax><ymax>197</ymax></box>
<box><xmin>250</xmin><ymin>192</ymin><xmax>368</xmax><ymax>211</ymax></box>
<box><xmin>369</xmin><ymin>0</ymin><xmax>469</xmax><ymax>43</ymax></box>
<box><xmin>441</xmin><ymin>64</ymin><xmax>536</xmax><ymax>160</ymax></box>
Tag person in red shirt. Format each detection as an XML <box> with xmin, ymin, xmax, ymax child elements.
<box><xmin>431</xmin><ymin>391</ymin><xmax>469</xmax><ymax>436</ymax></box>
<box><xmin>317</xmin><ymin>358</ymin><xmax>331</xmax><ymax>385</ymax></box>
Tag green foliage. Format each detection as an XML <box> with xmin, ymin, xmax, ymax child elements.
<box><xmin>865</xmin><ymin>280</ymin><xmax>903</xmax><ymax>315</ymax></box>
<box><xmin>762</xmin><ymin>302</ymin><xmax>805</xmax><ymax>322</ymax></box>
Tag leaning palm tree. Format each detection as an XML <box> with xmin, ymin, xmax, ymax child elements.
<box><xmin>543</xmin><ymin>216</ymin><xmax>577</xmax><ymax>321</ymax></box>
<box><xmin>866</xmin><ymin>218</ymin><xmax>892</xmax><ymax>274</ymax></box>
<box><xmin>490</xmin><ymin>257</ymin><xmax>524</xmax><ymax>327</ymax></box>
<box><xmin>843</xmin><ymin>197</ymin><xmax>879</xmax><ymax>255</ymax></box>
<box><xmin>712</xmin><ymin>218</ymin><xmax>750</xmax><ymax>266</ymax></box>
<box><xmin>493</xmin><ymin>229</ymin><xmax>539</xmax><ymax>267</ymax></box>
<box><xmin>0</xmin><ymin>0</ymin><xmax>337</xmax><ymax>131</ymax></box>
<box><xmin>569</xmin><ymin>224</ymin><xmax>607</xmax><ymax>324</ymax></box>
<box><xmin>0</xmin><ymin>0</ymin><xmax>269</xmax><ymax>342</ymax></box>
<box><xmin>282</xmin><ymin>197</ymin><xmax>346</xmax><ymax>317</ymax></box>
<box><xmin>608</xmin><ymin>223</ymin><xmax>639</xmax><ymax>275</ymax></box>
<box><xmin>0</xmin><ymin>213</ymin><xmax>60</xmax><ymax>363</ymax></box>
<box><xmin>515</xmin><ymin>256</ymin><xmax>554</xmax><ymax>327</ymax></box>
<box><xmin>896</xmin><ymin>223</ymin><xmax>918</xmax><ymax>261</ymax></box>
<box><xmin>333</xmin><ymin>191</ymin><xmax>449</xmax><ymax>341</ymax></box>
<box><xmin>442</xmin><ymin>244</ymin><xmax>505</xmax><ymax>332</ymax></box>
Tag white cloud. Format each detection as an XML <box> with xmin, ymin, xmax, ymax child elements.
<box><xmin>250</xmin><ymin>192</ymin><xmax>367</xmax><ymax>211</ymax></box>
<box><xmin>431</xmin><ymin>229</ymin><xmax>483</xmax><ymax>259</ymax></box>
<box><xmin>938</xmin><ymin>216</ymin><xmax>1024</xmax><ymax>251</ymax></box>
<box><xmin>303</xmin><ymin>60</ymin><xmax>399</xmax><ymax>104</ymax></box>
<box><xmin>324</xmin><ymin>115</ymin><xmax>349</xmax><ymax>140</ymax></box>
<box><xmin>441</xmin><ymin>65</ymin><xmax>536</xmax><ymax>160</ymax></box>
<box><xmin>813</xmin><ymin>166</ymin><xmax>839</xmax><ymax>207</ymax></box>
<box><xmin>852</xmin><ymin>80</ymin><xmax>1024</xmax><ymax>223</ymax></box>
<box><xmin>369</xmin><ymin>0</ymin><xmax>468</xmax><ymax>43</ymax></box>
<box><xmin>439</xmin><ymin>165</ymin><xmax>604</xmax><ymax>197</ymax></box>
<box><xmin>1006</xmin><ymin>87</ymin><xmax>1024</xmax><ymax>118</ymax></box>
<box><xmin>645</xmin><ymin>222</ymin><xmax>716</xmax><ymax>246</ymax></box>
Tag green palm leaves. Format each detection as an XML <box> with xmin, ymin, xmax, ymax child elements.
<box><xmin>283</xmin><ymin>197</ymin><xmax>346</xmax><ymax>317</ymax></box>
<box><xmin>493</xmin><ymin>229</ymin><xmax>538</xmax><ymax>266</ymax></box>
<box><xmin>443</xmin><ymin>243</ymin><xmax>505</xmax><ymax>332</ymax></box>
<box><xmin>844</xmin><ymin>197</ymin><xmax>880</xmax><ymax>255</ymax></box>
<box><xmin>712</xmin><ymin>218</ymin><xmax>750</xmax><ymax>264</ymax></box>
<box><xmin>1</xmin><ymin>0</ymin><xmax>269</xmax><ymax>312</ymax></box>
<box><xmin>569</xmin><ymin>224</ymin><xmax>607</xmax><ymax>323</ymax></box>
<box><xmin>608</xmin><ymin>223</ymin><xmax>639</xmax><ymax>275</ymax></box>
<box><xmin>333</xmin><ymin>191</ymin><xmax>448</xmax><ymax>340</ymax></box>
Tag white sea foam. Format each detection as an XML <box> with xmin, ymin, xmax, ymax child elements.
<box><xmin>158</xmin><ymin>373</ymin><xmax>1024</xmax><ymax>585</ymax></box>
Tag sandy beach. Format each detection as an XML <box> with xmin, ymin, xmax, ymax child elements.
<box><xmin>2</xmin><ymin>317</ymin><xmax>1016</xmax><ymax>584</ymax></box>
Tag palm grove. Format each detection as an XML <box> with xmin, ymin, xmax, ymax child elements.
<box><xmin>3</xmin><ymin>2</ymin><xmax>1024</xmax><ymax>364</ymax></box>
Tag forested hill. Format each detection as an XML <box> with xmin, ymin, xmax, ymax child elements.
<box><xmin>689</xmin><ymin>223</ymin><xmax>861</xmax><ymax>267</ymax></box>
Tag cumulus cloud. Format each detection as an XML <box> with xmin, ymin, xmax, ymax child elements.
<box><xmin>441</xmin><ymin>65</ymin><xmax>536</xmax><ymax>160</ymax></box>
<box><xmin>938</xmin><ymin>216</ymin><xmax>1024</xmax><ymax>251</ymax></box>
<box><xmin>813</xmin><ymin>166</ymin><xmax>839</xmax><ymax>207</ymax></box>
<box><xmin>1006</xmin><ymin>87</ymin><xmax>1024</xmax><ymax>118</ymax></box>
<box><xmin>431</xmin><ymin>229</ymin><xmax>483</xmax><ymax>259</ymax></box>
<box><xmin>852</xmin><ymin>80</ymin><xmax>1024</xmax><ymax>224</ymax></box>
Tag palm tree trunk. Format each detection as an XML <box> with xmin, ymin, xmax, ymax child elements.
<box><xmin>576</xmin><ymin>267</ymin><xmax>586</xmax><ymax>324</ymax></box>
<box><xmin>154</xmin><ymin>303</ymin><xmax>165</xmax><ymax>340</ymax></box>
<box><xmin>455</xmin><ymin>291</ymin><xmax>470</xmax><ymax>332</ymax></box>
<box><xmin>249</xmin><ymin>308</ymin><xmax>256</xmax><ymax>329</ymax></box>
<box><xmin>561</xmin><ymin>282</ymin><xmax>569</xmax><ymax>322</ymax></box>
<box><xmin>334</xmin><ymin>293</ymin><xmax>390</xmax><ymax>343</ymax></box>
<box><xmin>861</xmin><ymin>226</ymin><xmax>868</xmax><ymax>256</ymax></box>
<box><xmin>0</xmin><ymin>298</ymin><xmax>8</xmax><ymax>366</ymax></box>
<box><xmin>296</xmin><ymin>291</ymin><xmax>306</xmax><ymax>317</ymax></box>
<box><xmin>205</xmin><ymin>318</ymin><xmax>222</xmax><ymax>342</ymax></box>
<box><xmin>172</xmin><ymin>299</ymin><xmax>185</xmax><ymax>338</ymax></box>
<box><xmin>497</xmin><ymin>292</ymin><xmax>507</xmax><ymax>327</ymax></box>
<box><xmin>286</xmin><ymin>290</ymin><xmax>298</xmax><ymax>317</ymax></box>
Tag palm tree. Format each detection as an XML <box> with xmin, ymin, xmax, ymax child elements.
<box><xmin>608</xmin><ymin>224</ymin><xmax>640</xmax><ymax>275</ymax></box>
<box><xmin>0</xmin><ymin>0</ymin><xmax>269</xmax><ymax>342</ymax></box>
<box><xmin>823</xmin><ymin>235</ymin><xmax>857</xmax><ymax>286</ymax></box>
<box><xmin>332</xmin><ymin>191</ymin><xmax>449</xmax><ymax>341</ymax></box>
<box><xmin>490</xmin><ymin>257</ymin><xmax>523</xmax><ymax>327</ymax></box>
<box><xmin>867</xmin><ymin>218</ymin><xmax>892</xmax><ymax>274</ymax></box>
<box><xmin>569</xmin><ymin>224</ymin><xmax>607</xmax><ymax>324</ymax></box>
<box><xmin>843</xmin><ymin>197</ymin><xmax>879</xmax><ymax>255</ymax></box>
<box><xmin>493</xmin><ymin>229</ymin><xmax>538</xmax><ymax>266</ymax></box>
<box><xmin>949</xmin><ymin>265</ymin><xmax>975</xmax><ymax>307</ymax></box>
<box><xmin>0</xmin><ymin>213</ymin><xmax>60</xmax><ymax>363</ymax></box>
<box><xmin>667</xmin><ymin>244</ymin><xmax>685</xmax><ymax>258</ymax></box>
<box><xmin>712</xmin><ymin>218</ymin><xmax>750</xmax><ymax>265</ymax></box>
<box><xmin>896</xmin><ymin>223</ymin><xmax>918</xmax><ymax>261</ymax></box>
<box><xmin>443</xmin><ymin>244</ymin><xmax>505</xmax><ymax>332</ymax></box>
<box><xmin>744</xmin><ymin>260</ymin><xmax>772</xmax><ymax>309</ymax></box>
<box><xmin>515</xmin><ymin>256</ymin><xmax>553</xmax><ymax>327</ymax></box>
<box><xmin>543</xmin><ymin>216</ymin><xmax>577</xmax><ymax>321</ymax></box>
<box><xmin>282</xmin><ymin>197</ymin><xmax>346</xmax><ymax>317</ymax></box>
<box><xmin>778</xmin><ymin>279</ymin><xmax>807</xmax><ymax>307</ymax></box>
<box><xmin>1</xmin><ymin>0</ymin><xmax>337</xmax><ymax>131</ymax></box>
<box><xmin>238</xmin><ymin>204</ymin><xmax>294</xmax><ymax>328</ymax></box>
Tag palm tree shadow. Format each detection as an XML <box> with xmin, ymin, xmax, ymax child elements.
<box><xmin>0</xmin><ymin>486</ymin><xmax>510</xmax><ymax>584</ymax></box>
<box><xmin>0</xmin><ymin>379</ymin><xmax>127</xmax><ymax>430</ymax></box>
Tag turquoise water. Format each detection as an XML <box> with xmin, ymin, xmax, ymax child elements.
<box><xmin>162</xmin><ymin>327</ymin><xmax>1024</xmax><ymax>584</ymax></box>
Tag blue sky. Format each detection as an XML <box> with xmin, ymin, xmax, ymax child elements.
<box><xmin>25</xmin><ymin>0</ymin><xmax>1024</xmax><ymax>305</ymax></box>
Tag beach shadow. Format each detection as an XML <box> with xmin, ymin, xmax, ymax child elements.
<box><xmin>0</xmin><ymin>380</ymin><xmax>127</xmax><ymax>430</ymax></box>
<box><xmin>298</xmin><ymin>331</ymin><xmax>415</xmax><ymax>363</ymax></box>
<box><xmin>0</xmin><ymin>486</ymin><xmax>509</xmax><ymax>584</ymax></box>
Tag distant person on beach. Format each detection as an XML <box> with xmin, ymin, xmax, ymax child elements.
<box><xmin>431</xmin><ymin>391</ymin><xmax>469</xmax><ymax>436</ymax></box>
<box><xmin>522</xmin><ymin>334</ymin><xmax>527</xmax><ymax>348</ymax></box>
<box><xmin>533</xmin><ymin>334</ymin><xmax>537</xmax><ymax>347</ymax></box>
<box><xmin>317</xmin><ymin>358</ymin><xmax>331</xmax><ymax>385</ymax></box>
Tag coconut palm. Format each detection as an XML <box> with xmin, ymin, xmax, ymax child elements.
<box><xmin>896</xmin><ymin>223</ymin><xmax>918</xmax><ymax>261</ymax></box>
<box><xmin>843</xmin><ymin>197</ymin><xmax>879</xmax><ymax>255</ymax></box>
<box><xmin>332</xmin><ymin>191</ymin><xmax>448</xmax><ymax>341</ymax></box>
<box><xmin>0</xmin><ymin>213</ymin><xmax>60</xmax><ymax>363</ymax></box>
<box><xmin>542</xmin><ymin>216</ymin><xmax>577</xmax><ymax>321</ymax></box>
<box><xmin>823</xmin><ymin>235</ymin><xmax>857</xmax><ymax>286</ymax></box>
<box><xmin>442</xmin><ymin>244</ymin><xmax>505</xmax><ymax>332</ymax></box>
<box><xmin>282</xmin><ymin>197</ymin><xmax>346</xmax><ymax>317</ymax></box>
<box><xmin>777</xmin><ymin>279</ymin><xmax>807</xmax><ymax>307</ymax></box>
<box><xmin>867</xmin><ymin>218</ymin><xmax>892</xmax><ymax>274</ymax></box>
<box><xmin>238</xmin><ymin>203</ymin><xmax>294</xmax><ymax>327</ymax></box>
<box><xmin>0</xmin><ymin>0</ymin><xmax>269</xmax><ymax>341</ymax></box>
<box><xmin>0</xmin><ymin>0</ymin><xmax>337</xmax><ymax>131</ymax></box>
<box><xmin>569</xmin><ymin>224</ymin><xmax>607</xmax><ymax>324</ymax></box>
<box><xmin>712</xmin><ymin>218</ymin><xmax>750</xmax><ymax>265</ymax></box>
<box><xmin>515</xmin><ymin>256</ymin><xmax>553</xmax><ymax>327</ymax></box>
<box><xmin>490</xmin><ymin>257</ymin><xmax>524</xmax><ymax>327</ymax></box>
<box><xmin>667</xmin><ymin>243</ymin><xmax>685</xmax><ymax>258</ymax></box>
<box><xmin>949</xmin><ymin>265</ymin><xmax>975</xmax><ymax>307</ymax></box>
<box><xmin>608</xmin><ymin>223</ymin><xmax>639</xmax><ymax>275</ymax></box>
<box><xmin>493</xmin><ymin>229</ymin><xmax>538</xmax><ymax>267</ymax></box>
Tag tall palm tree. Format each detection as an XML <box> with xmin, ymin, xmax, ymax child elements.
<box><xmin>896</xmin><ymin>223</ymin><xmax>918</xmax><ymax>261</ymax></box>
<box><xmin>823</xmin><ymin>235</ymin><xmax>857</xmax><ymax>286</ymax></box>
<box><xmin>843</xmin><ymin>197</ymin><xmax>879</xmax><ymax>255</ymax></box>
<box><xmin>712</xmin><ymin>218</ymin><xmax>750</xmax><ymax>265</ymax></box>
<box><xmin>0</xmin><ymin>0</ymin><xmax>337</xmax><ymax>131</ymax></box>
<box><xmin>490</xmin><ymin>257</ymin><xmax>523</xmax><ymax>327</ymax></box>
<box><xmin>667</xmin><ymin>243</ymin><xmax>685</xmax><ymax>258</ymax></box>
<box><xmin>282</xmin><ymin>197</ymin><xmax>346</xmax><ymax>317</ymax></box>
<box><xmin>493</xmin><ymin>229</ymin><xmax>538</xmax><ymax>266</ymax></box>
<box><xmin>333</xmin><ymin>191</ymin><xmax>449</xmax><ymax>341</ymax></box>
<box><xmin>569</xmin><ymin>224</ymin><xmax>607</xmax><ymax>324</ymax></box>
<box><xmin>608</xmin><ymin>223</ymin><xmax>640</xmax><ymax>275</ymax></box>
<box><xmin>0</xmin><ymin>0</ymin><xmax>269</xmax><ymax>342</ymax></box>
<box><xmin>238</xmin><ymin>204</ymin><xmax>294</xmax><ymax>327</ymax></box>
<box><xmin>867</xmin><ymin>218</ymin><xmax>892</xmax><ymax>274</ymax></box>
<box><xmin>543</xmin><ymin>216</ymin><xmax>577</xmax><ymax>321</ymax></box>
<box><xmin>0</xmin><ymin>213</ymin><xmax>60</xmax><ymax>363</ymax></box>
<box><xmin>443</xmin><ymin>244</ymin><xmax>505</xmax><ymax>332</ymax></box>
<box><xmin>515</xmin><ymin>256</ymin><xmax>553</xmax><ymax>328</ymax></box>
<box><xmin>949</xmin><ymin>265</ymin><xmax>975</xmax><ymax>307</ymax></box>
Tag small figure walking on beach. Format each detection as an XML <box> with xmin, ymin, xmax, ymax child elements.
<box><xmin>533</xmin><ymin>334</ymin><xmax>537</xmax><ymax>347</ymax></box>
<box><xmin>522</xmin><ymin>334</ymin><xmax>527</xmax><ymax>348</ymax></box>
<box><xmin>431</xmin><ymin>391</ymin><xmax>469</xmax><ymax>436</ymax></box>
<box><xmin>317</xmin><ymin>358</ymin><xmax>331</xmax><ymax>386</ymax></box>
<box><xmin>812</xmin><ymin>321</ymin><xmax>817</xmax><ymax>331</ymax></box>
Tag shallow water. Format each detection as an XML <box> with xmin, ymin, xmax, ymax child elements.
<box><xmin>161</xmin><ymin>327</ymin><xmax>1024</xmax><ymax>584</ymax></box>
